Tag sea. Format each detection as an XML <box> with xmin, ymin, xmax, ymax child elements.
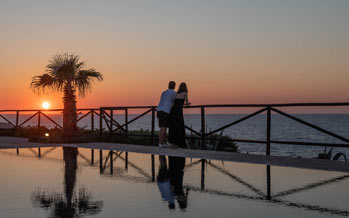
<box><xmin>1</xmin><ymin>113</ymin><xmax>349</xmax><ymax>159</ymax></box>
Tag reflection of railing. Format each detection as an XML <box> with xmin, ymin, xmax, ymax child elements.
<box><xmin>5</xmin><ymin>147</ymin><xmax>349</xmax><ymax>216</ymax></box>
<box><xmin>100</xmin><ymin>102</ymin><xmax>349</xmax><ymax>155</ymax></box>
<box><xmin>97</xmin><ymin>150</ymin><xmax>349</xmax><ymax>216</ymax></box>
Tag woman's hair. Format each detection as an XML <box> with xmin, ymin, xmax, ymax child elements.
<box><xmin>177</xmin><ymin>82</ymin><xmax>188</xmax><ymax>94</ymax></box>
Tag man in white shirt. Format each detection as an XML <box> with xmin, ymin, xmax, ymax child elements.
<box><xmin>157</xmin><ymin>81</ymin><xmax>176</xmax><ymax>148</ymax></box>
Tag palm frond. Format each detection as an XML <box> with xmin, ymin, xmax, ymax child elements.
<box><xmin>46</xmin><ymin>54</ymin><xmax>83</xmax><ymax>82</ymax></box>
<box><xmin>74</xmin><ymin>69</ymin><xmax>103</xmax><ymax>98</ymax></box>
<box><xmin>30</xmin><ymin>74</ymin><xmax>56</xmax><ymax>93</ymax></box>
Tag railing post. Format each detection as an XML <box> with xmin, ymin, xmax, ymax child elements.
<box><xmin>125</xmin><ymin>108</ymin><xmax>128</xmax><ymax>140</ymax></box>
<box><xmin>201</xmin><ymin>107</ymin><xmax>206</xmax><ymax>150</ymax></box>
<box><xmin>110</xmin><ymin>109</ymin><xmax>113</xmax><ymax>135</ymax></box>
<box><xmin>91</xmin><ymin>110</ymin><xmax>95</xmax><ymax>131</ymax></box>
<box><xmin>16</xmin><ymin>111</ymin><xmax>19</xmax><ymax>128</ymax></box>
<box><xmin>37</xmin><ymin>111</ymin><xmax>41</xmax><ymax>127</ymax></box>
<box><xmin>151</xmin><ymin>107</ymin><xmax>155</xmax><ymax>146</ymax></box>
<box><xmin>99</xmin><ymin>108</ymin><xmax>103</xmax><ymax>136</ymax></box>
<box><xmin>266</xmin><ymin>106</ymin><xmax>271</xmax><ymax>156</ymax></box>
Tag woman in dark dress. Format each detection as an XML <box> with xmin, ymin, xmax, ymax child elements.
<box><xmin>168</xmin><ymin>82</ymin><xmax>191</xmax><ymax>148</ymax></box>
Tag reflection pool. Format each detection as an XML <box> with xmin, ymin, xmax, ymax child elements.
<box><xmin>0</xmin><ymin>147</ymin><xmax>348</xmax><ymax>218</ymax></box>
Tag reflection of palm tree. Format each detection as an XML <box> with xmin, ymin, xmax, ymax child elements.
<box><xmin>64</xmin><ymin>147</ymin><xmax>78</xmax><ymax>209</ymax></box>
<box><xmin>31</xmin><ymin>147</ymin><xmax>103</xmax><ymax>218</ymax></box>
<box><xmin>31</xmin><ymin>54</ymin><xmax>103</xmax><ymax>137</ymax></box>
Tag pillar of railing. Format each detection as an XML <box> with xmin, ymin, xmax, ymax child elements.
<box><xmin>151</xmin><ymin>107</ymin><xmax>155</xmax><ymax>146</ymax></box>
<box><xmin>99</xmin><ymin>108</ymin><xmax>103</xmax><ymax>136</ymax></box>
<box><xmin>125</xmin><ymin>108</ymin><xmax>129</xmax><ymax>139</ymax></box>
<box><xmin>91</xmin><ymin>110</ymin><xmax>95</xmax><ymax>131</ymax></box>
<box><xmin>266</xmin><ymin>106</ymin><xmax>271</xmax><ymax>156</ymax></box>
<box><xmin>201</xmin><ymin>107</ymin><xmax>206</xmax><ymax>150</ymax></box>
<box><xmin>110</xmin><ymin>109</ymin><xmax>113</xmax><ymax>135</ymax></box>
<box><xmin>16</xmin><ymin>111</ymin><xmax>19</xmax><ymax>127</ymax></box>
<box><xmin>37</xmin><ymin>111</ymin><xmax>41</xmax><ymax>127</ymax></box>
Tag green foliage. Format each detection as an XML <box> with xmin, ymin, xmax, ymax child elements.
<box><xmin>97</xmin><ymin>129</ymin><xmax>159</xmax><ymax>146</ymax></box>
<box><xmin>186</xmin><ymin>134</ymin><xmax>238</xmax><ymax>152</ymax></box>
<box><xmin>217</xmin><ymin>135</ymin><xmax>238</xmax><ymax>152</ymax></box>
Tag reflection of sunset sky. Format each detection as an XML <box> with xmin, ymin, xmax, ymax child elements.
<box><xmin>0</xmin><ymin>1</ymin><xmax>348</xmax><ymax>112</ymax></box>
<box><xmin>0</xmin><ymin>147</ymin><xmax>348</xmax><ymax>217</ymax></box>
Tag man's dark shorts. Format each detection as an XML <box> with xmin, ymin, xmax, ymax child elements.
<box><xmin>157</xmin><ymin>111</ymin><xmax>170</xmax><ymax>128</ymax></box>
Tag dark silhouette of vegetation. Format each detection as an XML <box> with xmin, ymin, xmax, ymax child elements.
<box><xmin>0</xmin><ymin>126</ymin><xmax>238</xmax><ymax>152</ymax></box>
<box><xmin>30</xmin><ymin>54</ymin><xmax>103</xmax><ymax>138</ymax></box>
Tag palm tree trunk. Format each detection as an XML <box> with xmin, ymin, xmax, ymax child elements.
<box><xmin>63</xmin><ymin>82</ymin><xmax>78</xmax><ymax>138</ymax></box>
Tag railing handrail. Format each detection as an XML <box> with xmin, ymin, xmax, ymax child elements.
<box><xmin>0</xmin><ymin>108</ymin><xmax>99</xmax><ymax>112</ymax></box>
<box><xmin>1</xmin><ymin>101</ymin><xmax>349</xmax><ymax>112</ymax></box>
<box><xmin>186</xmin><ymin>102</ymin><xmax>349</xmax><ymax>108</ymax></box>
<box><xmin>101</xmin><ymin>102</ymin><xmax>349</xmax><ymax>109</ymax></box>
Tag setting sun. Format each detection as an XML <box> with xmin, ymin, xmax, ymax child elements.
<box><xmin>42</xmin><ymin>101</ymin><xmax>50</xmax><ymax>109</ymax></box>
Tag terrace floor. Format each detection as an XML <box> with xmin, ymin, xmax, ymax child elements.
<box><xmin>0</xmin><ymin>136</ymin><xmax>348</xmax><ymax>172</ymax></box>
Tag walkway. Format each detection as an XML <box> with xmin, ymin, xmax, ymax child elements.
<box><xmin>0</xmin><ymin>136</ymin><xmax>348</xmax><ymax>172</ymax></box>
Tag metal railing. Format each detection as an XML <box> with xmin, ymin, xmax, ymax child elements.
<box><xmin>100</xmin><ymin>102</ymin><xmax>349</xmax><ymax>155</ymax></box>
<box><xmin>0</xmin><ymin>108</ymin><xmax>99</xmax><ymax>130</ymax></box>
<box><xmin>1</xmin><ymin>102</ymin><xmax>349</xmax><ymax>156</ymax></box>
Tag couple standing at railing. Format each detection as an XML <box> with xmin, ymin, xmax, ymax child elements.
<box><xmin>157</xmin><ymin>81</ymin><xmax>191</xmax><ymax>149</ymax></box>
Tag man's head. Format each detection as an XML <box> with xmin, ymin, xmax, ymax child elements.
<box><xmin>168</xmin><ymin>81</ymin><xmax>176</xmax><ymax>90</ymax></box>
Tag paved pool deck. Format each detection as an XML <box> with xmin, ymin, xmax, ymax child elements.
<box><xmin>1</xmin><ymin>136</ymin><xmax>348</xmax><ymax>173</ymax></box>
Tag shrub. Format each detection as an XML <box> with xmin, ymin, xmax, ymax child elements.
<box><xmin>1</xmin><ymin>126</ymin><xmax>238</xmax><ymax>152</ymax></box>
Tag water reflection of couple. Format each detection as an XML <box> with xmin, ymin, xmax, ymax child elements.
<box><xmin>157</xmin><ymin>155</ymin><xmax>187</xmax><ymax>209</ymax></box>
<box><xmin>157</xmin><ymin>81</ymin><xmax>191</xmax><ymax>149</ymax></box>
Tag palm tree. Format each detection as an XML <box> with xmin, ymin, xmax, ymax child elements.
<box><xmin>31</xmin><ymin>54</ymin><xmax>103</xmax><ymax>137</ymax></box>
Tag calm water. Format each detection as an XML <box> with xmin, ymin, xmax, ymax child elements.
<box><xmin>0</xmin><ymin>147</ymin><xmax>348</xmax><ymax>218</ymax></box>
<box><xmin>1</xmin><ymin>113</ymin><xmax>349</xmax><ymax>157</ymax></box>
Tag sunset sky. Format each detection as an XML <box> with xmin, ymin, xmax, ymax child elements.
<box><xmin>0</xmin><ymin>0</ymin><xmax>348</xmax><ymax>112</ymax></box>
